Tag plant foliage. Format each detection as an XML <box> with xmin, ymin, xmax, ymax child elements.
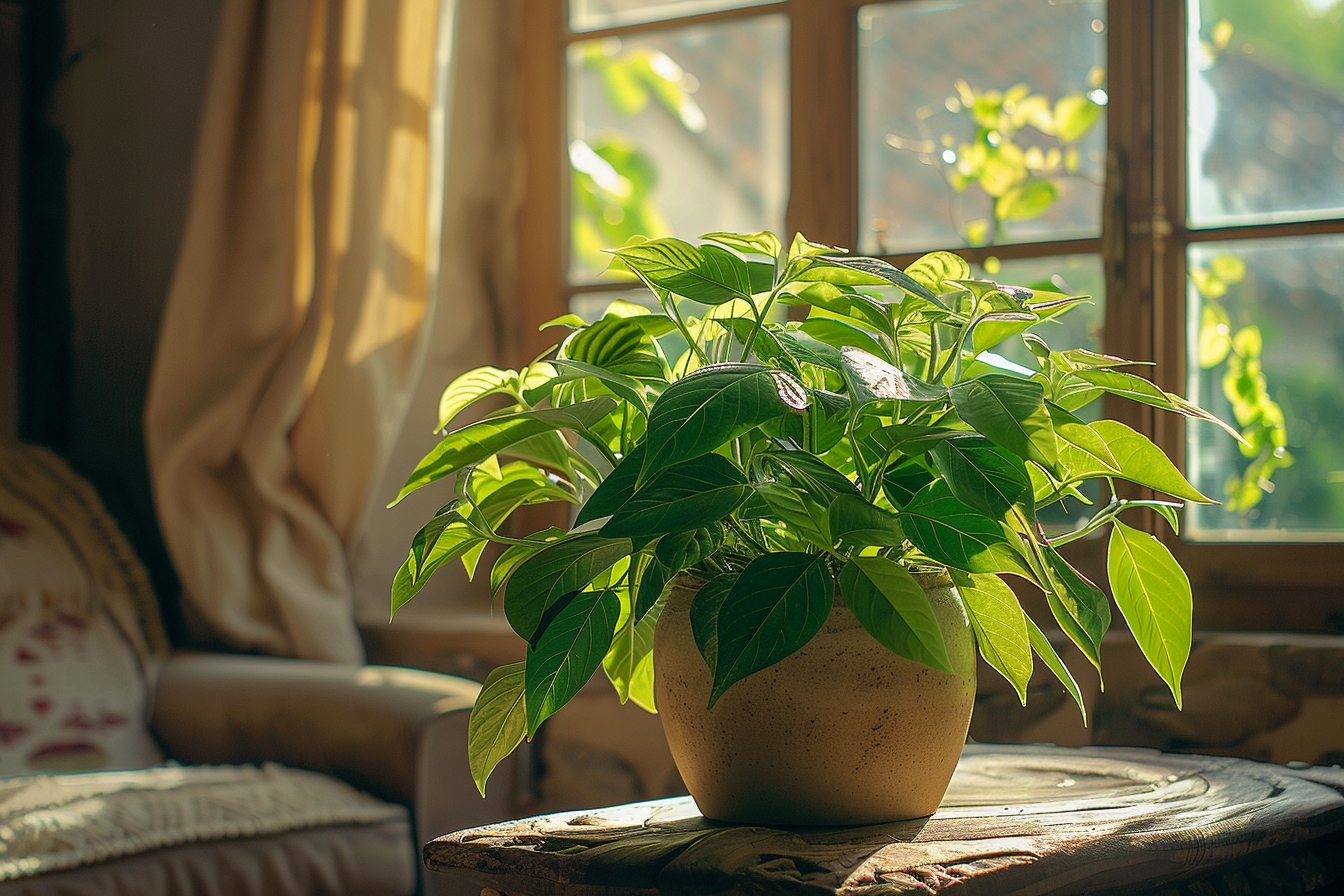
<box><xmin>394</xmin><ymin>231</ymin><xmax>1229</xmax><ymax>795</ymax></box>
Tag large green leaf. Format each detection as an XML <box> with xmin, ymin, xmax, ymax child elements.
<box><xmin>1060</xmin><ymin>420</ymin><xmax>1212</xmax><ymax>503</ymax></box>
<box><xmin>930</xmin><ymin>435</ymin><xmax>1033</xmax><ymax>521</ymax></box>
<box><xmin>828</xmin><ymin>494</ymin><xmax>905</xmax><ymax>546</ymax></box>
<box><xmin>795</xmin><ymin>318</ymin><xmax>888</xmax><ymax>362</ymax></box>
<box><xmin>708</xmin><ymin>553</ymin><xmax>833</xmax><ymax>706</ymax></box>
<box><xmin>802</xmin><ymin>256</ymin><xmax>945</xmax><ymax>306</ymax></box>
<box><xmin>574</xmin><ymin>445</ymin><xmax>645</xmax><ymax>527</ymax></box>
<box><xmin>601</xmin><ymin>454</ymin><xmax>750</xmax><ymax>538</ymax></box>
<box><xmin>1047</xmin><ymin>402</ymin><xmax>1119</xmax><ymax>473</ymax></box>
<box><xmin>503</xmin><ymin>534</ymin><xmax>631</xmax><ymax>641</ymax></box>
<box><xmin>642</xmin><ymin>364</ymin><xmax>803</xmax><ymax>478</ymax></box>
<box><xmin>950</xmin><ymin>375</ymin><xmax>1057</xmax><ymax>468</ymax></box>
<box><xmin>525</xmin><ymin>588</ymin><xmax>621</xmax><ymax>735</ymax></box>
<box><xmin>689</xmin><ymin>572</ymin><xmax>739</xmax><ymax>676</ymax></box>
<box><xmin>760</xmin><ymin>448</ymin><xmax>860</xmax><ymax>498</ymax></box>
<box><xmin>394</xmin><ymin>398</ymin><xmax>616</xmax><ymax>504</ymax></box>
<box><xmin>754</xmin><ymin>482</ymin><xmax>833</xmax><ymax>546</ymax></box>
<box><xmin>840</xmin><ymin>557</ymin><xmax>953</xmax><ymax>673</ymax></box>
<box><xmin>950</xmin><ymin>571</ymin><xmax>1031</xmax><ymax>705</ymax></box>
<box><xmin>1070</xmin><ymin>369</ymin><xmax>1244</xmax><ymax>444</ymax></box>
<box><xmin>437</xmin><ymin>366</ymin><xmax>517</xmax><ymax>432</ymax></box>
<box><xmin>1025</xmin><ymin>614</ymin><xmax>1088</xmax><ymax>725</ymax></box>
<box><xmin>603</xmin><ymin>594</ymin><xmax>665</xmax><ymax>712</ymax></box>
<box><xmin>467</xmin><ymin>663</ymin><xmax>527</xmax><ymax>795</ymax></box>
<box><xmin>1108</xmin><ymin>520</ymin><xmax>1192</xmax><ymax>709</ymax></box>
<box><xmin>489</xmin><ymin>528</ymin><xmax>566</xmax><ymax>595</ymax></box>
<box><xmin>881</xmin><ymin>459</ymin><xmax>936</xmax><ymax>508</ymax></box>
<box><xmin>900</xmin><ymin>481</ymin><xmax>1035</xmax><ymax>577</ymax></box>
<box><xmin>1041</xmin><ymin>544</ymin><xmax>1110</xmax><ymax>672</ymax></box>
<box><xmin>612</xmin><ymin>238</ymin><xmax>761</xmax><ymax>305</ymax></box>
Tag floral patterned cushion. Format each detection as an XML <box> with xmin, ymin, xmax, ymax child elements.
<box><xmin>0</xmin><ymin>444</ymin><xmax>166</xmax><ymax>777</ymax></box>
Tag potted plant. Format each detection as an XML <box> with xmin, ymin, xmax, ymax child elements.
<box><xmin>390</xmin><ymin>230</ymin><xmax>1237</xmax><ymax>825</ymax></box>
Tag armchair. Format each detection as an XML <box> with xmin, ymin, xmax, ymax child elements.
<box><xmin>0</xmin><ymin>442</ymin><xmax>515</xmax><ymax>896</ymax></box>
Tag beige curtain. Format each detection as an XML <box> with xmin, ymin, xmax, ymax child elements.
<box><xmin>145</xmin><ymin>0</ymin><xmax>457</xmax><ymax>661</ymax></box>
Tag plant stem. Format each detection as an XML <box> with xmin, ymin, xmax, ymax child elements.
<box><xmin>738</xmin><ymin>288</ymin><xmax>780</xmax><ymax>363</ymax></box>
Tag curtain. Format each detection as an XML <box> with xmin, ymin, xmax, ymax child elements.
<box><xmin>145</xmin><ymin>0</ymin><xmax>458</xmax><ymax>661</ymax></box>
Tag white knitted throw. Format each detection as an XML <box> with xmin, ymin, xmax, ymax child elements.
<box><xmin>0</xmin><ymin>763</ymin><xmax>406</xmax><ymax>881</ymax></box>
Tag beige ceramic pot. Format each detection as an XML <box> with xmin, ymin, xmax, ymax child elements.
<box><xmin>654</xmin><ymin>569</ymin><xmax>976</xmax><ymax>826</ymax></box>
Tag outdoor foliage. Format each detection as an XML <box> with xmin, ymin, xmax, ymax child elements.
<box><xmin>391</xmin><ymin>231</ymin><xmax>1236</xmax><ymax>795</ymax></box>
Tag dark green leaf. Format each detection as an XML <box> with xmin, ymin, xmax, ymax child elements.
<box><xmin>795</xmin><ymin>318</ymin><xmax>888</xmax><ymax>361</ymax></box>
<box><xmin>612</xmin><ymin>238</ymin><xmax>759</xmax><ymax>305</ymax></box>
<box><xmin>1025</xmin><ymin>614</ymin><xmax>1088</xmax><ymax>725</ymax></box>
<box><xmin>525</xmin><ymin>589</ymin><xmax>620</xmax><ymax>735</ymax></box>
<box><xmin>575</xmin><ymin>444</ymin><xmax>645</xmax><ymax>527</ymax></box>
<box><xmin>882</xmin><ymin>459</ymin><xmax>935</xmax><ymax>508</ymax></box>
<box><xmin>467</xmin><ymin>663</ymin><xmax>528</xmax><ymax>796</ymax></box>
<box><xmin>754</xmin><ymin>482</ymin><xmax>832</xmax><ymax>546</ymax></box>
<box><xmin>689</xmin><ymin>572</ymin><xmax>739</xmax><ymax>676</ymax></box>
<box><xmin>950</xmin><ymin>374</ymin><xmax>1057</xmax><ymax>468</ymax></box>
<box><xmin>840</xmin><ymin>557</ymin><xmax>953</xmax><ymax>673</ymax></box>
<box><xmin>601</xmin><ymin>454</ymin><xmax>750</xmax><ymax>538</ymax></box>
<box><xmin>642</xmin><ymin>364</ymin><xmax>800</xmax><ymax>478</ymax></box>
<box><xmin>931</xmin><ymin>435</ymin><xmax>1033</xmax><ymax>521</ymax></box>
<box><xmin>490</xmin><ymin>528</ymin><xmax>567</xmax><ymax>595</ymax></box>
<box><xmin>504</xmin><ymin>534</ymin><xmax>631</xmax><ymax>641</ymax></box>
<box><xmin>1041</xmin><ymin>544</ymin><xmax>1110</xmax><ymax>672</ymax></box>
<box><xmin>759</xmin><ymin>448</ymin><xmax>860</xmax><ymax>498</ymax></box>
<box><xmin>900</xmin><ymin>481</ymin><xmax>1035</xmax><ymax>577</ymax></box>
<box><xmin>709</xmin><ymin>553</ymin><xmax>833</xmax><ymax>706</ymax></box>
<box><xmin>950</xmin><ymin>571</ymin><xmax>1031</xmax><ymax>705</ymax></box>
<box><xmin>1108</xmin><ymin>520</ymin><xmax>1192</xmax><ymax>709</ymax></box>
<box><xmin>635</xmin><ymin>554</ymin><xmax>674</xmax><ymax>621</ymax></box>
<box><xmin>828</xmin><ymin>494</ymin><xmax>905</xmax><ymax>546</ymax></box>
<box><xmin>394</xmin><ymin>398</ymin><xmax>616</xmax><ymax>504</ymax></box>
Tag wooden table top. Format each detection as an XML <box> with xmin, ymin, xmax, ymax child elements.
<box><xmin>425</xmin><ymin>744</ymin><xmax>1344</xmax><ymax>896</ymax></box>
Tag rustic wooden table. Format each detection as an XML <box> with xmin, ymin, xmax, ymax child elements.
<box><xmin>425</xmin><ymin>744</ymin><xmax>1344</xmax><ymax>896</ymax></box>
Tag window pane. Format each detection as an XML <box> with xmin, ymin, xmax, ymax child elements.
<box><xmin>1187</xmin><ymin>0</ymin><xmax>1344</xmax><ymax>228</ymax></box>
<box><xmin>1185</xmin><ymin>237</ymin><xmax>1344</xmax><ymax>541</ymax></box>
<box><xmin>571</xmin><ymin>0</ymin><xmax>776</xmax><ymax>32</ymax></box>
<box><xmin>567</xmin><ymin>17</ymin><xmax>788</xmax><ymax>283</ymax></box>
<box><xmin>858</xmin><ymin>0</ymin><xmax>1107</xmax><ymax>255</ymax></box>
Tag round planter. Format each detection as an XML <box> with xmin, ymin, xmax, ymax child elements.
<box><xmin>653</xmin><ymin>569</ymin><xmax>976</xmax><ymax>826</ymax></box>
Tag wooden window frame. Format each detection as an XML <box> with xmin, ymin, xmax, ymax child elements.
<box><xmin>516</xmin><ymin>0</ymin><xmax>1344</xmax><ymax>632</ymax></box>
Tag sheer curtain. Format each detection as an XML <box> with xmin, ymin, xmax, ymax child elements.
<box><xmin>145</xmin><ymin>0</ymin><xmax>474</xmax><ymax>661</ymax></box>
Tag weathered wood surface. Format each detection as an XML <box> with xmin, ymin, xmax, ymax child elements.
<box><xmin>425</xmin><ymin>744</ymin><xmax>1344</xmax><ymax>896</ymax></box>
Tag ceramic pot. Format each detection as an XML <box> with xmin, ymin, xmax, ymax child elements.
<box><xmin>653</xmin><ymin>569</ymin><xmax>976</xmax><ymax>825</ymax></box>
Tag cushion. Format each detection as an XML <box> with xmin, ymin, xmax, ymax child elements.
<box><xmin>0</xmin><ymin>444</ymin><xmax>167</xmax><ymax>776</ymax></box>
<box><xmin>0</xmin><ymin>763</ymin><xmax>412</xmax><ymax>896</ymax></box>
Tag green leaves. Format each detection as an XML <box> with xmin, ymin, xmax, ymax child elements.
<box><xmin>1041</xmin><ymin>544</ymin><xmax>1110</xmax><ymax>672</ymax></box>
<box><xmin>642</xmin><ymin>364</ymin><xmax>804</xmax><ymax>478</ymax></box>
<box><xmin>604</xmin><ymin>594</ymin><xmax>665</xmax><ymax>712</ymax></box>
<box><xmin>901</xmin><ymin>481</ymin><xmax>1035</xmax><ymax>577</ymax></box>
<box><xmin>467</xmin><ymin>663</ymin><xmax>527</xmax><ymax>795</ymax></box>
<box><xmin>525</xmin><ymin>588</ymin><xmax>621</xmax><ymax>735</ymax></box>
<box><xmin>1108</xmin><ymin>520</ymin><xmax>1191</xmax><ymax>709</ymax></box>
<box><xmin>1060</xmin><ymin>420</ymin><xmax>1212</xmax><ymax>504</ymax></box>
<box><xmin>611</xmin><ymin>237</ymin><xmax>769</xmax><ymax>305</ymax></box>
<box><xmin>601</xmin><ymin>455</ymin><xmax>750</xmax><ymax>537</ymax></box>
<box><xmin>394</xmin><ymin>398</ymin><xmax>616</xmax><ymax>505</ymax></box>
<box><xmin>699</xmin><ymin>553</ymin><xmax>833</xmax><ymax>707</ymax></box>
<box><xmin>503</xmin><ymin>535</ymin><xmax>630</xmax><ymax>642</ymax></box>
<box><xmin>950</xmin><ymin>374</ymin><xmax>1057</xmax><ymax>468</ymax></box>
<box><xmin>951</xmin><ymin>571</ymin><xmax>1032</xmax><ymax>705</ymax></box>
<box><xmin>930</xmin><ymin>435</ymin><xmax>1033</xmax><ymax>521</ymax></box>
<box><xmin>840</xmin><ymin>557</ymin><xmax>953</xmax><ymax>673</ymax></box>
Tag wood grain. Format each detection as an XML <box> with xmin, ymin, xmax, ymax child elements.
<box><xmin>425</xmin><ymin>744</ymin><xmax>1344</xmax><ymax>896</ymax></box>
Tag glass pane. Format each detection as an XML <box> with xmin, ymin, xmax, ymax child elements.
<box><xmin>981</xmin><ymin>254</ymin><xmax>1105</xmax><ymax>533</ymax></box>
<box><xmin>858</xmin><ymin>0</ymin><xmax>1107</xmax><ymax>255</ymax></box>
<box><xmin>567</xmin><ymin>17</ymin><xmax>788</xmax><ymax>282</ymax></box>
<box><xmin>1187</xmin><ymin>0</ymin><xmax>1344</xmax><ymax>228</ymax></box>
<box><xmin>571</xmin><ymin>0</ymin><xmax>775</xmax><ymax>32</ymax></box>
<box><xmin>1185</xmin><ymin>236</ymin><xmax>1344</xmax><ymax>541</ymax></box>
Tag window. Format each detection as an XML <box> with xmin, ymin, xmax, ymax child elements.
<box><xmin>518</xmin><ymin>0</ymin><xmax>1344</xmax><ymax>628</ymax></box>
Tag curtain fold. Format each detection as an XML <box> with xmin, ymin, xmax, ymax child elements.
<box><xmin>145</xmin><ymin>0</ymin><xmax>456</xmax><ymax>661</ymax></box>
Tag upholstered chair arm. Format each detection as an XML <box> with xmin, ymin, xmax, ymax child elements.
<box><xmin>151</xmin><ymin>653</ymin><xmax>517</xmax><ymax>848</ymax></box>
